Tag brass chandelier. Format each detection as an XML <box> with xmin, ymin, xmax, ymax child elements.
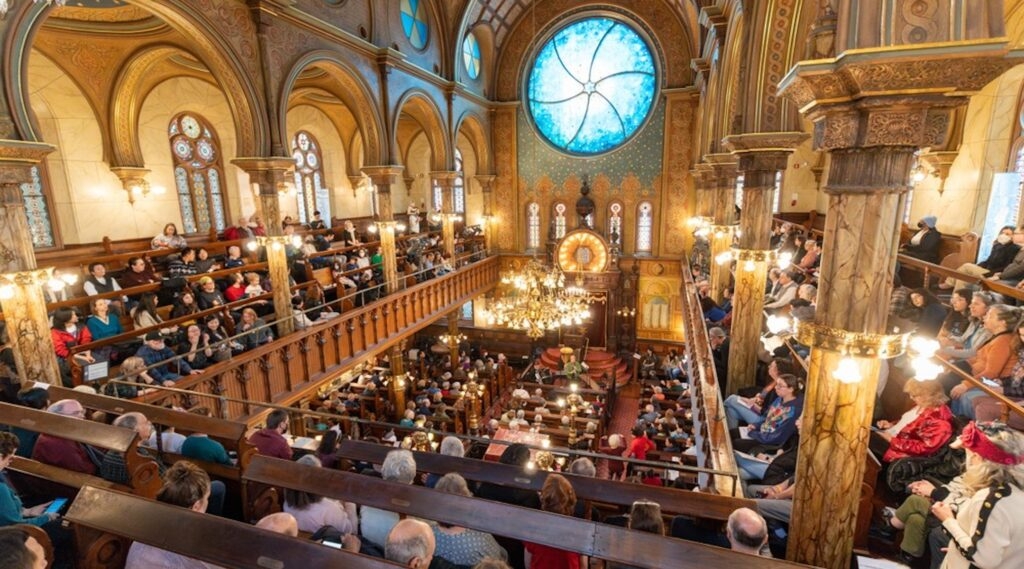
<box><xmin>484</xmin><ymin>258</ymin><xmax>602</xmax><ymax>339</ymax></box>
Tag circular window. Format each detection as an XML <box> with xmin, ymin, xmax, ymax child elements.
<box><xmin>400</xmin><ymin>0</ymin><xmax>429</xmax><ymax>50</ymax></box>
<box><xmin>526</xmin><ymin>16</ymin><xmax>657</xmax><ymax>156</ymax></box>
<box><xmin>463</xmin><ymin>32</ymin><xmax>481</xmax><ymax>79</ymax></box>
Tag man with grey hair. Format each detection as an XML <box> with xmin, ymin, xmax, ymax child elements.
<box><xmin>726</xmin><ymin>507</ymin><xmax>770</xmax><ymax>557</ymax></box>
<box><xmin>568</xmin><ymin>457</ymin><xmax>596</xmax><ymax>478</ymax></box>
<box><xmin>361</xmin><ymin>449</ymin><xmax>418</xmax><ymax>546</ymax></box>
<box><xmin>32</xmin><ymin>399</ymin><xmax>100</xmax><ymax>474</ymax></box>
<box><xmin>385</xmin><ymin>519</ymin><xmax>435</xmax><ymax>569</ymax></box>
<box><xmin>101</xmin><ymin>412</ymin><xmax>154</xmax><ymax>485</ymax></box>
<box><xmin>425</xmin><ymin>436</ymin><xmax>465</xmax><ymax>489</ymax></box>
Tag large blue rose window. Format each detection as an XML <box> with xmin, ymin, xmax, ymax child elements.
<box><xmin>527</xmin><ymin>17</ymin><xmax>657</xmax><ymax>155</ymax></box>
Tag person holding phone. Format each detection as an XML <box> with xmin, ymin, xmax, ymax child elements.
<box><xmin>1</xmin><ymin>432</ymin><xmax>75</xmax><ymax>568</ymax></box>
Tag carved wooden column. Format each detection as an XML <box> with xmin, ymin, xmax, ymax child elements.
<box><xmin>362</xmin><ymin>166</ymin><xmax>404</xmax><ymax>294</ymax></box>
<box><xmin>703</xmin><ymin>154</ymin><xmax>737</xmax><ymax>302</ymax></box>
<box><xmin>475</xmin><ymin>174</ymin><xmax>495</xmax><ymax>254</ymax></box>
<box><xmin>0</xmin><ymin>141</ymin><xmax>62</xmax><ymax>385</ymax></box>
<box><xmin>779</xmin><ymin>37</ymin><xmax>1020</xmax><ymax>569</ymax></box>
<box><xmin>432</xmin><ymin>171</ymin><xmax>460</xmax><ymax>257</ymax></box>
<box><xmin>446</xmin><ymin>309</ymin><xmax>461</xmax><ymax>370</ymax></box>
<box><xmin>389</xmin><ymin>342</ymin><xmax>407</xmax><ymax>420</ymax></box>
<box><xmin>722</xmin><ymin>133</ymin><xmax>808</xmax><ymax>395</ymax></box>
<box><xmin>233</xmin><ymin>157</ymin><xmax>296</xmax><ymax>336</ymax></box>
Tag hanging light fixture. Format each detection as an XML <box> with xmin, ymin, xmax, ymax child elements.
<box><xmin>482</xmin><ymin>258</ymin><xmax>603</xmax><ymax>339</ymax></box>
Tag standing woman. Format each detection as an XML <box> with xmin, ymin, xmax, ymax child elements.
<box><xmin>932</xmin><ymin>421</ymin><xmax>1024</xmax><ymax>569</ymax></box>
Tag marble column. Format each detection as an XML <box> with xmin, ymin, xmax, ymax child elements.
<box><xmin>722</xmin><ymin>133</ymin><xmax>808</xmax><ymax>395</ymax></box>
<box><xmin>475</xmin><ymin>174</ymin><xmax>495</xmax><ymax>254</ymax></box>
<box><xmin>390</xmin><ymin>343</ymin><xmax>407</xmax><ymax>420</ymax></box>
<box><xmin>0</xmin><ymin>140</ymin><xmax>63</xmax><ymax>386</ymax></box>
<box><xmin>232</xmin><ymin>157</ymin><xmax>296</xmax><ymax>337</ymax></box>
<box><xmin>778</xmin><ymin>40</ymin><xmax>1019</xmax><ymax>569</ymax></box>
<box><xmin>703</xmin><ymin>154</ymin><xmax>738</xmax><ymax>302</ymax></box>
<box><xmin>362</xmin><ymin>166</ymin><xmax>404</xmax><ymax>294</ymax></box>
<box><xmin>432</xmin><ymin>171</ymin><xmax>460</xmax><ymax>257</ymax></box>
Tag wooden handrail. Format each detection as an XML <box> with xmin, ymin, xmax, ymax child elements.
<box><xmin>937</xmin><ymin>356</ymin><xmax>1024</xmax><ymax>420</ymax></box>
<box><xmin>337</xmin><ymin>440</ymin><xmax>754</xmax><ymax>520</ymax></box>
<box><xmin>244</xmin><ymin>456</ymin><xmax>813</xmax><ymax>569</ymax></box>
<box><xmin>136</xmin><ymin>256</ymin><xmax>501</xmax><ymax>423</ymax></box>
<box><xmin>680</xmin><ymin>262</ymin><xmax>741</xmax><ymax>496</ymax></box>
<box><xmin>66</xmin><ymin>486</ymin><xmax>401</xmax><ymax>569</ymax></box>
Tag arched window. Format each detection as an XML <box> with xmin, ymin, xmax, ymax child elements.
<box><xmin>734</xmin><ymin>174</ymin><xmax>745</xmax><ymax>209</ymax></box>
<box><xmin>454</xmin><ymin>148</ymin><xmax>465</xmax><ymax>214</ymax></box>
<box><xmin>636</xmin><ymin>201</ymin><xmax>653</xmax><ymax>254</ymax></box>
<box><xmin>526</xmin><ymin>202</ymin><xmax>541</xmax><ymax>250</ymax></box>
<box><xmin>169</xmin><ymin>113</ymin><xmax>227</xmax><ymax>234</ymax></box>
<box><xmin>20</xmin><ymin>165</ymin><xmax>57</xmax><ymax>248</ymax></box>
<box><xmin>291</xmin><ymin>131</ymin><xmax>330</xmax><ymax>224</ymax></box>
<box><xmin>607</xmin><ymin>201</ymin><xmax>623</xmax><ymax>246</ymax></box>
<box><xmin>552</xmin><ymin>202</ymin><xmax>567</xmax><ymax>239</ymax></box>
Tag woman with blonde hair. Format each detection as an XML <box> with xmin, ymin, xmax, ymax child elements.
<box><xmin>932</xmin><ymin>421</ymin><xmax>1024</xmax><ymax>569</ymax></box>
<box><xmin>599</xmin><ymin>433</ymin><xmax>627</xmax><ymax>480</ymax></box>
<box><xmin>871</xmin><ymin>379</ymin><xmax>954</xmax><ymax>464</ymax></box>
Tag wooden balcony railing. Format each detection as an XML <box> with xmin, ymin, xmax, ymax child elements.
<box><xmin>679</xmin><ymin>262</ymin><xmax>741</xmax><ymax>497</ymax></box>
<box><xmin>139</xmin><ymin>256</ymin><xmax>500</xmax><ymax>422</ymax></box>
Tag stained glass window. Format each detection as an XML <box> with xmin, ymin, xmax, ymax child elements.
<box><xmin>734</xmin><ymin>172</ymin><xmax>781</xmax><ymax>213</ymax></box>
<box><xmin>526</xmin><ymin>16</ymin><xmax>657</xmax><ymax>155</ymax></box>
<box><xmin>734</xmin><ymin>174</ymin><xmax>745</xmax><ymax>209</ymax></box>
<box><xmin>400</xmin><ymin>0</ymin><xmax>428</xmax><ymax>50</ymax></box>
<box><xmin>168</xmin><ymin>113</ymin><xmax>227</xmax><ymax>234</ymax></box>
<box><xmin>19</xmin><ymin>166</ymin><xmax>56</xmax><ymax>248</ymax></box>
<box><xmin>553</xmin><ymin>203</ymin><xmax>567</xmax><ymax>239</ymax></box>
<box><xmin>607</xmin><ymin>202</ymin><xmax>623</xmax><ymax>246</ymax></box>
<box><xmin>291</xmin><ymin>131</ymin><xmax>330</xmax><ymax>223</ymax></box>
<box><xmin>636</xmin><ymin>201</ymin><xmax>653</xmax><ymax>254</ymax></box>
<box><xmin>454</xmin><ymin>148</ymin><xmax>465</xmax><ymax>214</ymax></box>
<box><xmin>432</xmin><ymin>149</ymin><xmax>465</xmax><ymax>213</ymax></box>
<box><xmin>463</xmin><ymin>32</ymin><xmax>481</xmax><ymax>79</ymax></box>
<box><xmin>526</xmin><ymin>202</ymin><xmax>541</xmax><ymax>250</ymax></box>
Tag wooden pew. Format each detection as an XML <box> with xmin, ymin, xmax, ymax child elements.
<box><xmin>65</xmin><ymin>485</ymin><xmax>401</xmax><ymax>569</ymax></box>
<box><xmin>336</xmin><ymin>440</ymin><xmax>751</xmax><ymax>521</ymax></box>
<box><xmin>6</xmin><ymin>456</ymin><xmax>124</xmax><ymax>502</ymax></box>
<box><xmin>243</xmin><ymin>455</ymin><xmax>809</xmax><ymax>569</ymax></box>
<box><xmin>45</xmin><ymin>385</ymin><xmax>256</xmax><ymax>512</ymax></box>
<box><xmin>0</xmin><ymin>402</ymin><xmax>161</xmax><ymax>499</ymax></box>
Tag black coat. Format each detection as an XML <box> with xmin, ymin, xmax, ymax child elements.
<box><xmin>978</xmin><ymin>241</ymin><xmax>1021</xmax><ymax>273</ymax></box>
<box><xmin>903</xmin><ymin>228</ymin><xmax>942</xmax><ymax>264</ymax></box>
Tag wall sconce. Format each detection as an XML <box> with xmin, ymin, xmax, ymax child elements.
<box><xmin>277</xmin><ymin>181</ymin><xmax>297</xmax><ymax>198</ymax></box>
<box><xmin>111</xmin><ymin>167</ymin><xmax>163</xmax><ymax>204</ymax></box>
<box><xmin>908</xmin><ymin>336</ymin><xmax>943</xmax><ymax>381</ymax></box>
<box><xmin>833</xmin><ymin>356</ymin><xmax>863</xmax><ymax>384</ymax></box>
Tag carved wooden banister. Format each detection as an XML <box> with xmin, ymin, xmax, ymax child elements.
<box><xmin>679</xmin><ymin>262</ymin><xmax>741</xmax><ymax>496</ymax></box>
<box><xmin>139</xmin><ymin>257</ymin><xmax>500</xmax><ymax>424</ymax></box>
<box><xmin>937</xmin><ymin>356</ymin><xmax>1024</xmax><ymax>420</ymax></box>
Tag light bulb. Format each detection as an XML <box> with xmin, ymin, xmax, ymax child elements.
<box><xmin>246</xmin><ymin>240</ymin><xmax>258</xmax><ymax>252</ymax></box>
<box><xmin>910</xmin><ymin>336</ymin><xmax>940</xmax><ymax>358</ymax></box>
<box><xmin>911</xmin><ymin>357</ymin><xmax>943</xmax><ymax>381</ymax></box>
<box><xmin>60</xmin><ymin>273</ymin><xmax>78</xmax><ymax>286</ymax></box>
<box><xmin>715</xmin><ymin>251</ymin><xmax>733</xmax><ymax>265</ymax></box>
<box><xmin>47</xmin><ymin>278</ymin><xmax>64</xmax><ymax>292</ymax></box>
<box><xmin>766</xmin><ymin>315</ymin><xmax>791</xmax><ymax>335</ymax></box>
<box><xmin>367</xmin><ymin>225</ymin><xmax>378</xmax><ymax>234</ymax></box>
<box><xmin>777</xmin><ymin>252</ymin><xmax>793</xmax><ymax>270</ymax></box>
<box><xmin>291</xmin><ymin>235</ymin><xmax>302</xmax><ymax>248</ymax></box>
<box><xmin>744</xmin><ymin>260</ymin><xmax>756</xmax><ymax>272</ymax></box>
<box><xmin>833</xmin><ymin>356</ymin><xmax>862</xmax><ymax>384</ymax></box>
<box><xmin>0</xmin><ymin>284</ymin><xmax>14</xmax><ymax>300</ymax></box>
